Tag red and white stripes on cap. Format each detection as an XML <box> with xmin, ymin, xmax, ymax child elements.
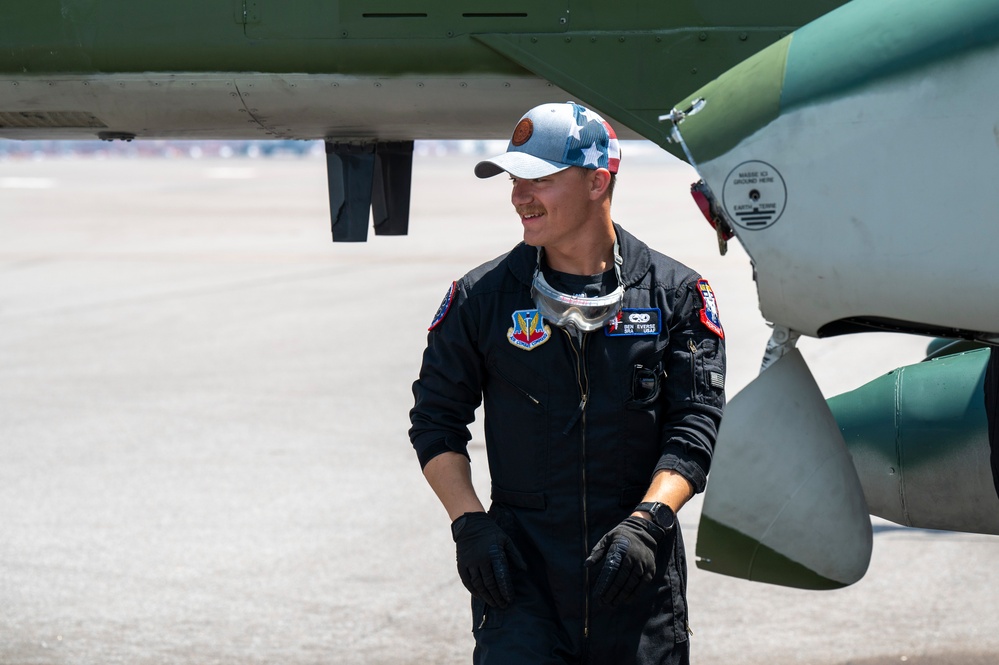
<box><xmin>602</xmin><ymin>119</ymin><xmax>621</xmax><ymax>175</ymax></box>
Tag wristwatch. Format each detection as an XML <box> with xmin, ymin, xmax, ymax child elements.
<box><xmin>634</xmin><ymin>501</ymin><xmax>676</xmax><ymax>531</ymax></box>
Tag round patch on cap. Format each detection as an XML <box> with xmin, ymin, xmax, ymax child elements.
<box><xmin>511</xmin><ymin>118</ymin><xmax>533</xmax><ymax>146</ymax></box>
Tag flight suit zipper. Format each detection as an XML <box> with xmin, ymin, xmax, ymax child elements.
<box><xmin>563</xmin><ymin>327</ymin><xmax>591</xmax><ymax>641</ymax></box>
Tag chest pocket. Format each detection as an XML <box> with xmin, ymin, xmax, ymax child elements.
<box><xmin>628</xmin><ymin>360</ymin><xmax>665</xmax><ymax>408</ymax></box>
<box><xmin>483</xmin><ymin>352</ymin><xmax>550</xmax><ymax>495</ymax></box>
<box><xmin>598</xmin><ymin>332</ymin><xmax>667</xmax><ymax>408</ymax></box>
<box><xmin>607</xmin><ymin>340</ymin><xmax>669</xmax><ymax>493</ymax></box>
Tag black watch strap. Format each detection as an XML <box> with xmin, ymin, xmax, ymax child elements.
<box><xmin>634</xmin><ymin>501</ymin><xmax>676</xmax><ymax>531</ymax></box>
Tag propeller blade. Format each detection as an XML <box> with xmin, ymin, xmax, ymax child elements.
<box><xmin>697</xmin><ymin>349</ymin><xmax>872</xmax><ymax>589</ymax></box>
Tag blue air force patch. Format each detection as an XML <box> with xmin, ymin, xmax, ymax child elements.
<box><xmin>605</xmin><ymin>308</ymin><xmax>661</xmax><ymax>336</ymax></box>
<box><xmin>507</xmin><ymin>309</ymin><xmax>551</xmax><ymax>351</ymax></box>
<box><xmin>697</xmin><ymin>279</ymin><xmax>724</xmax><ymax>339</ymax></box>
<box><xmin>428</xmin><ymin>281</ymin><xmax>457</xmax><ymax>331</ymax></box>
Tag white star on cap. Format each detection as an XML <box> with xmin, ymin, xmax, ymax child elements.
<box><xmin>569</xmin><ymin>121</ymin><xmax>583</xmax><ymax>141</ymax></box>
<box><xmin>582</xmin><ymin>142</ymin><xmax>602</xmax><ymax>167</ymax></box>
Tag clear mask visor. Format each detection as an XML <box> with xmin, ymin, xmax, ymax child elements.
<box><xmin>530</xmin><ymin>241</ymin><xmax>624</xmax><ymax>332</ymax></box>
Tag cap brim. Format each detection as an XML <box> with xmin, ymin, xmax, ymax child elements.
<box><xmin>474</xmin><ymin>152</ymin><xmax>570</xmax><ymax>179</ymax></box>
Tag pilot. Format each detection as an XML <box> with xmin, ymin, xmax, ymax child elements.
<box><xmin>409</xmin><ymin>101</ymin><xmax>725</xmax><ymax>665</ymax></box>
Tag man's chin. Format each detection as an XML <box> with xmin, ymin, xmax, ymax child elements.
<box><xmin>521</xmin><ymin>229</ymin><xmax>544</xmax><ymax>247</ymax></box>
<box><xmin>521</xmin><ymin>220</ymin><xmax>545</xmax><ymax>247</ymax></box>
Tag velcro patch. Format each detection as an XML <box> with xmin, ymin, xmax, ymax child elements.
<box><xmin>429</xmin><ymin>281</ymin><xmax>457</xmax><ymax>331</ymax></box>
<box><xmin>696</xmin><ymin>279</ymin><xmax>724</xmax><ymax>339</ymax></box>
<box><xmin>605</xmin><ymin>308</ymin><xmax>661</xmax><ymax>336</ymax></box>
<box><xmin>709</xmin><ymin>371</ymin><xmax>725</xmax><ymax>390</ymax></box>
<box><xmin>508</xmin><ymin>309</ymin><xmax>551</xmax><ymax>350</ymax></box>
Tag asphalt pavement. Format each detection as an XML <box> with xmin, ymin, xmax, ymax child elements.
<box><xmin>2</xmin><ymin>147</ymin><xmax>997</xmax><ymax>665</ymax></box>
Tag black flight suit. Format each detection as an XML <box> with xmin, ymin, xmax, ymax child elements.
<box><xmin>410</xmin><ymin>224</ymin><xmax>725</xmax><ymax>665</ymax></box>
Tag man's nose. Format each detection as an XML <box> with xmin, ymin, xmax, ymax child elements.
<box><xmin>511</xmin><ymin>180</ymin><xmax>533</xmax><ymax>205</ymax></box>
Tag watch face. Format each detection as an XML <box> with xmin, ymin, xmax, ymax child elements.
<box><xmin>651</xmin><ymin>504</ymin><xmax>674</xmax><ymax>530</ymax></box>
<box><xmin>636</xmin><ymin>502</ymin><xmax>673</xmax><ymax>530</ymax></box>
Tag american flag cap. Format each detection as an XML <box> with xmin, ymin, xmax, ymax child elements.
<box><xmin>475</xmin><ymin>101</ymin><xmax>622</xmax><ymax>179</ymax></box>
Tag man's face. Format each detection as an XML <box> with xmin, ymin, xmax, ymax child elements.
<box><xmin>510</xmin><ymin>167</ymin><xmax>594</xmax><ymax>249</ymax></box>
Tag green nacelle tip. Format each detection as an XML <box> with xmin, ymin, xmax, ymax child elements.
<box><xmin>697</xmin><ymin>515</ymin><xmax>849</xmax><ymax>590</ymax></box>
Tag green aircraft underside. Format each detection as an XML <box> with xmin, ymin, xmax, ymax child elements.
<box><xmin>0</xmin><ymin>0</ymin><xmax>849</xmax><ymax>144</ymax></box>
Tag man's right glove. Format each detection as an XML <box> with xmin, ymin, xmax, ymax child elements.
<box><xmin>584</xmin><ymin>516</ymin><xmax>672</xmax><ymax>607</ymax></box>
<box><xmin>451</xmin><ymin>512</ymin><xmax>527</xmax><ymax>609</ymax></box>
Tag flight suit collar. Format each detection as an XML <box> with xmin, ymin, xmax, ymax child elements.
<box><xmin>506</xmin><ymin>223</ymin><xmax>651</xmax><ymax>287</ymax></box>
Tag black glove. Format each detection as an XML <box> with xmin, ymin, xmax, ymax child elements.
<box><xmin>451</xmin><ymin>512</ymin><xmax>527</xmax><ymax>609</ymax></box>
<box><xmin>584</xmin><ymin>516</ymin><xmax>671</xmax><ymax>607</ymax></box>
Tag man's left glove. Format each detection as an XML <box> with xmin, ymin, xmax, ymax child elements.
<box><xmin>451</xmin><ymin>512</ymin><xmax>527</xmax><ymax>609</ymax></box>
<box><xmin>584</xmin><ymin>516</ymin><xmax>673</xmax><ymax>607</ymax></box>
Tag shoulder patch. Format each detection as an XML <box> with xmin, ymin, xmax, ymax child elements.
<box><xmin>697</xmin><ymin>279</ymin><xmax>724</xmax><ymax>339</ymax></box>
<box><xmin>428</xmin><ymin>281</ymin><xmax>458</xmax><ymax>331</ymax></box>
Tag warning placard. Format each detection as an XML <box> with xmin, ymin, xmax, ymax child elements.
<box><xmin>721</xmin><ymin>160</ymin><xmax>786</xmax><ymax>230</ymax></box>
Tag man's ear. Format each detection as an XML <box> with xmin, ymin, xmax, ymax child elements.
<box><xmin>589</xmin><ymin>168</ymin><xmax>612</xmax><ymax>200</ymax></box>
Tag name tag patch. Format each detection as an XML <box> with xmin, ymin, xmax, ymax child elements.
<box><xmin>605</xmin><ymin>308</ymin><xmax>661</xmax><ymax>336</ymax></box>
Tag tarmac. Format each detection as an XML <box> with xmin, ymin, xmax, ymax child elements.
<box><xmin>2</xmin><ymin>146</ymin><xmax>998</xmax><ymax>665</ymax></box>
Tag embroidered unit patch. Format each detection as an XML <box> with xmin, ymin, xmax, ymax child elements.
<box><xmin>507</xmin><ymin>309</ymin><xmax>551</xmax><ymax>351</ymax></box>
<box><xmin>605</xmin><ymin>308</ymin><xmax>661</xmax><ymax>336</ymax></box>
<box><xmin>428</xmin><ymin>281</ymin><xmax>457</xmax><ymax>331</ymax></box>
<box><xmin>697</xmin><ymin>279</ymin><xmax>724</xmax><ymax>339</ymax></box>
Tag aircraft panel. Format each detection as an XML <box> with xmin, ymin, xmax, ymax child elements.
<box><xmin>0</xmin><ymin>74</ymin><xmax>610</xmax><ymax>141</ymax></box>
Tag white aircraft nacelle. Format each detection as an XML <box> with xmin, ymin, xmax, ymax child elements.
<box><xmin>675</xmin><ymin>0</ymin><xmax>999</xmax><ymax>342</ymax></box>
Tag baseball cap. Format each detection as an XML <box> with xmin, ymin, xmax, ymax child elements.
<box><xmin>475</xmin><ymin>102</ymin><xmax>621</xmax><ymax>179</ymax></box>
